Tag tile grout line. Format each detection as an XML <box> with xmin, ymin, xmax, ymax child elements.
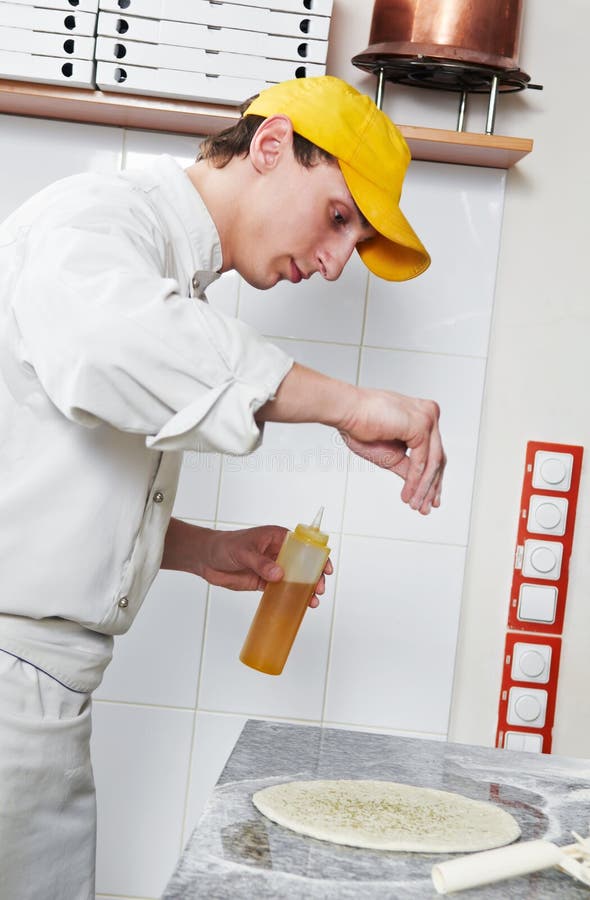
<box><xmin>193</xmin><ymin>708</ymin><xmax>447</xmax><ymax>743</ymax></box>
<box><xmin>95</xmin><ymin>894</ymin><xmax>154</xmax><ymax>900</ymax></box>
<box><xmin>177</xmin><ymin>581</ymin><xmax>212</xmax><ymax>850</ymax></box>
<box><xmin>181</xmin><ymin>515</ymin><xmax>468</xmax><ymax>551</ymax></box>
<box><xmin>120</xmin><ymin>127</ymin><xmax>128</xmax><ymax>171</ymax></box>
<box><xmin>174</xmin><ymin>432</ymin><xmax>228</xmax><ymax>844</ymax></box>
<box><xmin>255</xmin><ymin>333</ymin><xmax>487</xmax><ymax>362</ymax></box>
<box><xmin>93</xmin><ymin>695</ymin><xmax>447</xmax><ymax>742</ymax></box>
<box><xmin>317</xmin><ymin>311</ymin><xmax>366</xmax><ymax>723</ymax></box>
<box><xmin>358</xmin><ymin>267</ymin><xmax>372</xmax><ymax>349</ymax></box>
<box><xmin>318</xmin><ymin>529</ymin><xmax>345</xmax><ymax>726</ymax></box>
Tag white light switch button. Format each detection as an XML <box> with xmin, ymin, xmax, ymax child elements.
<box><xmin>507</xmin><ymin>687</ymin><xmax>548</xmax><ymax>728</ymax></box>
<box><xmin>527</xmin><ymin>495</ymin><xmax>568</xmax><ymax>536</ymax></box>
<box><xmin>532</xmin><ymin>451</ymin><xmax>573</xmax><ymax>492</ymax></box>
<box><xmin>504</xmin><ymin>731</ymin><xmax>543</xmax><ymax>753</ymax></box>
<box><xmin>518</xmin><ymin>584</ymin><xmax>557</xmax><ymax>623</ymax></box>
<box><xmin>522</xmin><ymin>539</ymin><xmax>563</xmax><ymax>580</ymax></box>
<box><xmin>511</xmin><ymin>642</ymin><xmax>552</xmax><ymax>683</ymax></box>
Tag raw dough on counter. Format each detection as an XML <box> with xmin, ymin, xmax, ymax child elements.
<box><xmin>252</xmin><ymin>780</ymin><xmax>521</xmax><ymax>853</ymax></box>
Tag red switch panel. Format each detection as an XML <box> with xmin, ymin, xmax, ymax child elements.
<box><xmin>496</xmin><ymin>441</ymin><xmax>583</xmax><ymax>754</ymax></box>
<box><xmin>507</xmin><ymin>442</ymin><xmax>583</xmax><ymax>636</ymax></box>
<box><xmin>496</xmin><ymin>632</ymin><xmax>562</xmax><ymax>754</ymax></box>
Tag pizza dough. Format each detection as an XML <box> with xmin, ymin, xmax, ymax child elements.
<box><xmin>252</xmin><ymin>779</ymin><xmax>521</xmax><ymax>853</ymax></box>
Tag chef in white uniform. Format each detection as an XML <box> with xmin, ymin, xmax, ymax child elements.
<box><xmin>0</xmin><ymin>76</ymin><xmax>444</xmax><ymax>899</ymax></box>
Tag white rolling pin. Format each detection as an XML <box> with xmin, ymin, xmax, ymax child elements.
<box><xmin>431</xmin><ymin>839</ymin><xmax>564</xmax><ymax>894</ymax></box>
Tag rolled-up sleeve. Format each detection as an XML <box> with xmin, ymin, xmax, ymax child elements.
<box><xmin>10</xmin><ymin>196</ymin><xmax>293</xmax><ymax>455</ymax></box>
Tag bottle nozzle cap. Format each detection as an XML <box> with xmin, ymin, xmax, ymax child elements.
<box><xmin>310</xmin><ymin>506</ymin><xmax>324</xmax><ymax>530</ymax></box>
<box><xmin>294</xmin><ymin>507</ymin><xmax>329</xmax><ymax>547</ymax></box>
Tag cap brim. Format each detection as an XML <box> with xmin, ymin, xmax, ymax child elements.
<box><xmin>339</xmin><ymin>159</ymin><xmax>431</xmax><ymax>282</ymax></box>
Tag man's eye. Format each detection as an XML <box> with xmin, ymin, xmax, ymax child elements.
<box><xmin>334</xmin><ymin>210</ymin><xmax>345</xmax><ymax>225</ymax></box>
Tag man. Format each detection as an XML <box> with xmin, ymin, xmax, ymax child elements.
<box><xmin>0</xmin><ymin>76</ymin><xmax>444</xmax><ymax>898</ymax></box>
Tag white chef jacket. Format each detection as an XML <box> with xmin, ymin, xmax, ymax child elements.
<box><xmin>0</xmin><ymin>155</ymin><xmax>293</xmax><ymax>692</ymax></box>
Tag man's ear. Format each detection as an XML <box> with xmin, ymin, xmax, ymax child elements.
<box><xmin>249</xmin><ymin>114</ymin><xmax>294</xmax><ymax>173</ymax></box>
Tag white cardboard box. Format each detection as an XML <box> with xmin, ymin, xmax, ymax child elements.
<box><xmin>96</xmin><ymin>59</ymin><xmax>269</xmax><ymax>105</ymax></box>
<box><xmin>97</xmin><ymin>0</ymin><xmax>331</xmax><ymax>39</ymax></box>
<box><xmin>0</xmin><ymin>3</ymin><xmax>97</xmax><ymax>35</ymax></box>
<box><xmin>97</xmin><ymin>12</ymin><xmax>328</xmax><ymax>63</ymax></box>
<box><xmin>192</xmin><ymin>0</ymin><xmax>333</xmax><ymax>14</ymax></box>
<box><xmin>95</xmin><ymin>36</ymin><xmax>324</xmax><ymax>80</ymax></box>
<box><xmin>99</xmin><ymin>0</ymin><xmax>332</xmax><ymax>17</ymax></box>
<box><xmin>0</xmin><ymin>24</ymin><xmax>95</xmax><ymax>57</ymax></box>
<box><xmin>6</xmin><ymin>0</ymin><xmax>98</xmax><ymax>13</ymax></box>
<box><xmin>0</xmin><ymin>47</ymin><xmax>94</xmax><ymax>85</ymax></box>
<box><xmin>236</xmin><ymin>0</ymin><xmax>331</xmax><ymax>12</ymax></box>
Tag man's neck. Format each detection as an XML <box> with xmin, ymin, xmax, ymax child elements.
<box><xmin>185</xmin><ymin>157</ymin><xmax>249</xmax><ymax>273</ymax></box>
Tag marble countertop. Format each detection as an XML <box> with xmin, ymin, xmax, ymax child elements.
<box><xmin>163</xmin><ymin>720</ymin><xmax>590</xmax><ymax>899</ymax></box>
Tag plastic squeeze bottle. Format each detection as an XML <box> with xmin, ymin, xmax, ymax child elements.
<box><xmin>239</xmin><ymin>508</ymin><xmax>330</xmax><ymax>676</ymax></box>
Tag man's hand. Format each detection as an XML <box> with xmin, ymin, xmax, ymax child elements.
<box><xmin>162</xmin><ymin>519</ymin><xmax>332</xmax><ymax>607</ymax></box>
<box><xmin>257</xmin><ymin>364</ymin><xmax>446</xmax><ymax>515</ymax></box>
<box><xmin>338</xmin><ymin>387</ymin><xmax>445</xmax><ymax>516</ymax></box>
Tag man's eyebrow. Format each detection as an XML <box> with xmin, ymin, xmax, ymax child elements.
<box><xmin>352</xmin><ymin>199</ymin><xmax>370</xmax><ymax>230</ymax></box>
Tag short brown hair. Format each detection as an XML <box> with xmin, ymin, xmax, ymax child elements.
<box><xmin>198</xmin><ymin>98</ymin><xmax>335</xmax><ymax>169</ymax></box>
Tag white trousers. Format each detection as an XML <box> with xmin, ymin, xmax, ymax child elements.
<box><xmin>0</xmin><ymin>649</ymin><xmax>96</xmax><ymax>900</ymax></box>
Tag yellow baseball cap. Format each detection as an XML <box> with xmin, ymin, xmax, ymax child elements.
<box><xmin>244</xmin><ymin>76</ymin><xmax>430</xmax><ymax>282</ymax></box>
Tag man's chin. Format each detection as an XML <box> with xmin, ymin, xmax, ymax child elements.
<box><xmin>242</xmin><ymin>272</ymin><xmax>282</xmax><ymax>291</ymax></box>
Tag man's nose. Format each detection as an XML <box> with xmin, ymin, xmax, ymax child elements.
<box><xmin>318</xmin><ymin>237</ymin><xmax>357</xmax><ymax>281</ymax></box>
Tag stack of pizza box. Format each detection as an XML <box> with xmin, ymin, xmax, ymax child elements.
<box><xmin>95</xmin><ymin>0</ymin><xmax>333</xmax><ymax>106</ymax></box>
<box><xmin>0</xmin><ymin>0</ymin><xmax>97</xmax><ymax>88</ymax></box>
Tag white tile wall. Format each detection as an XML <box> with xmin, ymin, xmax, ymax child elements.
<box><xmin>95</xmin><ymin>568</ymin><xmax>207</xmax><ymax>709</ymax></box>
<box><xmin>182</xmin><ymin>711</ymin><xmax>247</xmax><ymax>843</ymax></box>
<box><xmin>238</xmin><ymin>248</ymin><xmax>369</xmax><ymax>344</ymax></box>
<box><xmin>199</xmin><ymin>528</ymin><xmax>341</xmax><ymax>722</ymax></box>
<box><xmin>173</xmin><ymin>451</ymin><xmax>222</xmax><ymax>521</ymax></box>
<box><xmin>92</xmin><ymin>700</ymin><xmax>194</xmax><ymax>898</ymax></box>
<box><xmin>327</xmin><ymin>720</ymin><xmax>447</xmax><ymax>743</ymax></box>
<box><xmin>96</xmin><ymin>895</ymin><xmax>150</xmax><ymax>900</ymax></box>
<box><xmin>324</xmin><ymin>534</ymin><xmax>466</xmax><ymax>734</ymax></box>
<box><xmin>343</xmin><ymin>347</ymin><xmax>487</xmax><ymax>546</ymax></box>
<box><xmin>123</xmin><ymin>127</ymin><xmax>201</xmax><ymax>169</ymax></box>
<box><xmin>96</xmin><ymin>896</ymin><xmax>151</xmax><ymax>900</ymax></box>
<box><xmin>0</xmin><ymin>113</ymin><xmax>121</xmax><ymax>219</ymax></box>
<box><xmin>2</xmin><ymin>111</ymin><xmax>505</xmax><ymax>900</ymax></box>
<box><xmin>217</xmin><ymin>339</ymin><xmax>359</xmax><ymax>532</ymax></box>
<box><xmin>364</xmin><ymin>162</ymin><xmax>506</xmax><ymax>357</ymax></box>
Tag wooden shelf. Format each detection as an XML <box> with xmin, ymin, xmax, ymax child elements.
<box><xmin>400</xmin><ymin>124</ymin><xmax>532</xmax><ymax>169</ymax></box>
<box><xmin>0</xmin><ymin>78</ymin><xmax>240</xmax><ymax>135</ymax></box>
<box><xmin>0</xmin><ymin>80</ymin><xmax>533</xmax><ymax>168</ymax></box>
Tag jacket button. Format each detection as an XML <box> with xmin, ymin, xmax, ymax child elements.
<box><xmin>118</xmin><ymin>596</ymin><xmax>129</xmax><ymax>609</ymax></box>
<box><xmin>153</xmin><ymin>491</ymin><xmax>164</xmax><ymax>503</ymax></box>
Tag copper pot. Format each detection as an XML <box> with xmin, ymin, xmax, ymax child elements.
<box><xmin>361</xmin><ymin>0</ymin><xmax>524</xmax><ymax>70</ymax></box>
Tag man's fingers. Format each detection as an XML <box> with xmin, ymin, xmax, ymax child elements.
<box><xmin>240</xmin><ymin>548</ymin><xmax>282</xmax><ymax>583</ymax></box>
<box><xmin>406</xmin><ymin>456</ymin><xmax>444</xmax><ymax>513</ymax></box>
<box><xmin>401</xmin><ymin>416</ymin><xmax>446</xmax><ymax>511</ymax></box>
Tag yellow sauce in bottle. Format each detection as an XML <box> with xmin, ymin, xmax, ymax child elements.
<box><xmin>239</xmin><ymin>508</ymin><xmax>330</xmax><ymax>676</ymax></box>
